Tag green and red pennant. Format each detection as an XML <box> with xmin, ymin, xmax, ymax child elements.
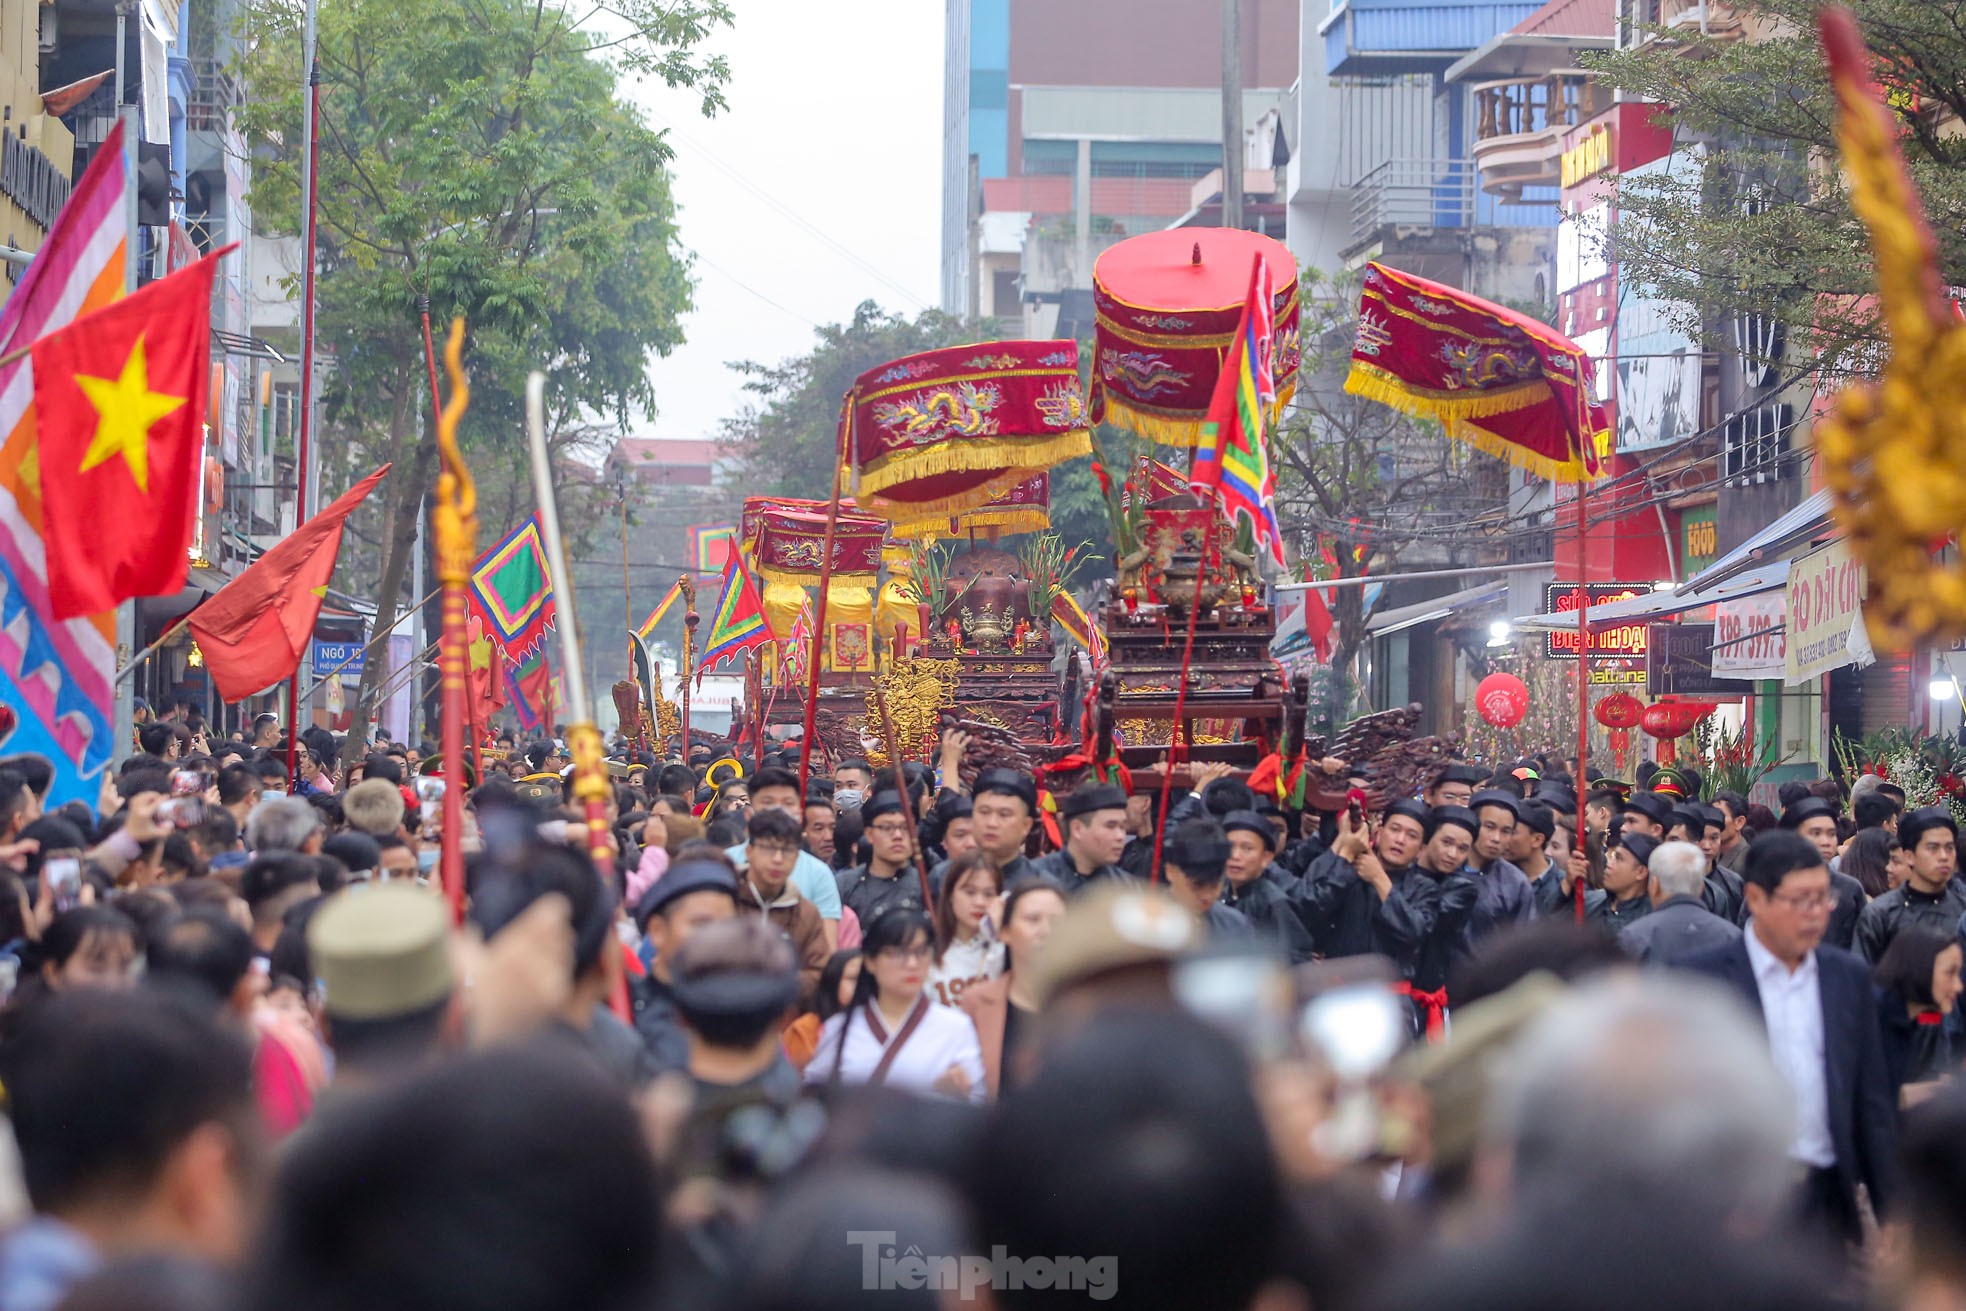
<box><xmin>469</xmin><ymin>517</ymin><xmax>556</xmax><ymax>659</ymax></box>
<box><xmin>697</xmin><ymin>549</ymin><xmax>770</xmax><ymax>685</ymax></box>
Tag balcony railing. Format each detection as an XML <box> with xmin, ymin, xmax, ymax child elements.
<box><xmin>1350</xmin><ymin>159</ymin><xmax>1479</xmax><ymax>243</ymax></box>
<box><xmin>1470</xmin><ymin>73</ymin><xmax>1611</xmax><ymax>197</ymax></box>
<box><xmin>187</xmin><ymin>58</ymin><xmax>245</xmax><ymax>132</ymax></box>
<box><xmin>1473</xmin><ymin>73</ymin><xmax>1608</xmax><ymax>144</ymax></box>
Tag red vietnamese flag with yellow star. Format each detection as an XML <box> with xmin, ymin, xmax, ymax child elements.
<box><xmin>33</xmin><ymin>250</ymin><xmax>227</xmax><ymax>619</ymax></box>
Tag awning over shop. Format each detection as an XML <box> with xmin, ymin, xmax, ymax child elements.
<box><xmin>1366</xmin><ymin>581</ymin><xmax>1507</xmax><ymax>636</ymax></box>
<box><xmin>1683</xmin><ymin>488</ymin><xmax>1833</xmax><ymax>594</ymax></box>
<box><xmin>1513</xmin><ymin>563</ymin><xmax>1790</xmax><ymax>632</ymax></box>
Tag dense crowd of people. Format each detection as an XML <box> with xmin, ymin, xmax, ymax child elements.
<box><xmin>0</xmin><ymin>699</ymin><xmax>1959</xmax><ymax>1311</ymax></box>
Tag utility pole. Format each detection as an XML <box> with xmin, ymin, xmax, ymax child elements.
<box><xmin>1221</xmin><ymin>0</ymin><xmax>1245</xmax><ymax>231</ymax></box>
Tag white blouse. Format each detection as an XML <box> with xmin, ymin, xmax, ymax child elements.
<box><xmin>928</xmin><ymin>936</ymin><xmax>1005</xmax><ymax>1009</ymax></box>
<box><xmin>803</xmin><ymin>994</ymin><xmax>988</xmax><ymax>1104</ymax></box>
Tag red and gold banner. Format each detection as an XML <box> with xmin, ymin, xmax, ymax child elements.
<box><xmin>746</xmin><ymin>500</ymin><xmax>888</xmax><ymax>588</ymax></box>
<box><xmin>843</xmin><ymin>340</ymin><xmax>1091</xmax><ymax>522</ymax></box>
<box><xmin>1090</xmin><ymin>228</ymin><xmax>1300</xmax><ymax>448</ymax></box>
<box><xmin>891</xmin><ymin>471</ymin><xmax>1050</xmax><ymax>541</ymax></box>
<box><xmin>1345</xmin><ymin>261</ymin><xmax>1608</xmax><ymax>482</ymax></box>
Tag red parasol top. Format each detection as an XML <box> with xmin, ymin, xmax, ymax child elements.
<box><xmin>842</xmin><ymin>340</ymin><xmax>1091</xmax><ymax>523</ymax></box>
<box><xmin>1091</xmin><ymin>228</ymin><xmax>1301</xmax><ymax>447</ymax></box>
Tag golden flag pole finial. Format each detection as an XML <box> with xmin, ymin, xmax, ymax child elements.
<box><xmin>1814</xmin><ymin>7</ymin><xmax>1966</xmax><ymax>647</ymax></box>
<box><xmin>432</xmin><ymin>317</ymin><xmax>476</xmax><ymax>924</ymax></box>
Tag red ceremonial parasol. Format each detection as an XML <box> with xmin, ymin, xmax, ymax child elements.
<box><xmin>843</xmin><ymin>340</ymin><xmax>1091</xmax><ymax>523</ymax></box>
<box><xmin>1091</xmin><ymin>227</ymin><xmax>1301</xmax><ymax>447</ymax></box>
<box><xmin>890</xmin><ymin>471</ymin><xmax>1050</xmax><ymax>541</ymax></box>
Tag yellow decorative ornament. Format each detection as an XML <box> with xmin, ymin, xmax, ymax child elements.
<box><xmin>866</xmin><ymin>657</ymin><xmax>960</xmax><ymax>756</ymax></box>
<box><xmin>875</xmin><ymin>551</ymin><xmax>922</xmax><ymax>649</ymax></box>
<box><xmin>825</xmin><ymin>581</ymin><xmax>875</xmax><ymax>672</ymax></box>
<box><xmin>1814</xmin><ymin>8</ymin><xmax>1966</xmax><ymax>647</ymax></box>
<box><xmin>761</xmin><ymin>579</ymin><xmax>806</xmax><ymax>641</ymax></box>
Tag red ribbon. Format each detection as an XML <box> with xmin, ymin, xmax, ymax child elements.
<box><xmin>1916</xmin><ymin>1010</ymin><xmax>1945</xmax><ymax>1027</ymax></box>
<box><xmin>1395</xmin><ymin>982</ymin><xmax>1449</xmax><ymax>1042</ymax></box>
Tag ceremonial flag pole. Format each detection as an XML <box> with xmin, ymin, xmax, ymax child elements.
<box><xmin>526</xmin><ymin>371</ymin><xmax>631</xmax><ymax>1021</ymax></box>
<box><xmin>1341</xmin><ymin>259</ymin><xmax>1608</xmax><ymax>921</ymax></box>
<box><xmin>288</xmin><ymin>0</ymin><xmax>323</xmax><ymax>787</ymax></box>
<box><xmin>430</xmin><ymin>319</ymin><xmax>473</xmax><ymax>923</ymax></box>
<box><xmin>1155</xmin><ymin>252</ymin><xmax>1286</xmax><ymax>883</ymax></box>
<box><xmin>872</xmin><ymin>678</ymin><xmax>936</xmax><ymax>914</ymax></box>
<box><xmin>798</xmin><ymin>419</ymin><xmax>849</xmax><ymax>798</ymax></box>
<box><xmin>678</xmin><ymin>575</ymin><xmax>697</xmax><ymax>757</ymax></box>
<box><xmin>617</xmin><ymin>490</ymin><xmax>649</xmax><ymax>756</ymax></box>
<box><xmin>1575</xmin><ymin>475</ymin><xmax>1589</xmax><ymax>923</ymax></box>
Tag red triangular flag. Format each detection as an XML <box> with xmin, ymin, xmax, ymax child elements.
<box><xmin>189</xmin><ymin>467</ymin><xmax>390</xmax><ymax>702</ymax></box>
<box><xmin>1304</xmin><ymin>587</ymin><xmax>1335</xmax><ymax>663</ymax></box>
<box><xmin>36</xmin><ymin>251</ymin><xmax>230</xmax><ymax>619</ymax></box>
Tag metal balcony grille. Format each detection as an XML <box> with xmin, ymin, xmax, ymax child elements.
<box><xmin>1350</xmin><ymin>159</ymin><xmax>1478</xmax><ymax>243</ymax></box>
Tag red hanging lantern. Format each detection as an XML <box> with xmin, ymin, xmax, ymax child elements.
<box><xmin>1594</xmin><ymin>691</ymin><xmax>1643</xmax><ymax>730</ymax></box>
<box><xmin>1666</xmin><ymin>699</ymin><xmax>1718</xmax><ymax>735</ymax></box>
<box><xmin>1609</xmin><ymin>726</ymin><xmax>1632</xmax><ymax>773</ymax></box>
<box><xmin>1640</xmin><ymin>700</ymin><xmax>1693</xmax><ymax>766</ymax></box>
<box><xmin>1475</xmin><ymin>672</ymin><xmax>1529</xmax><ymax>727</ymax></box>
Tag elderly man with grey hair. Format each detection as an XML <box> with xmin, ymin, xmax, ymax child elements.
<box><xmin>1480</xmin><ymin>974</ymin><xmax>1796</xmax><ymax>1229</ymax></box>
<box><xmin>245</xmin><ymin>794</ymin><xmax>325</xmax><ymax>855</ymax></box>
<box><xmin>1618</xmin><ymin>839</ymin><xmax>1741</xmax><ymax>966</ymax></box>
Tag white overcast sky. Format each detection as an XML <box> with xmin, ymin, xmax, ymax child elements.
<box><xmin>625</xmin><ymin>0</ymin><xmax>945</xmax><ymax>441</ymax></box>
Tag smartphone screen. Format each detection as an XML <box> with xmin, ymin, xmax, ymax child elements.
<box><xmin>45</xmin><ymin>854</ymin><xmax>81</xmax><ymax>910</ymax></box>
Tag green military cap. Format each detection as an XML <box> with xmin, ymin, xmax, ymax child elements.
<box><xmin>307</xmin><ymin>884</ymin><xmax>453</xmax><ymax>1021</ymax></box>
<box><xmin>515</xmin><ymin>775</ymin><xmax>563</xmax><ymax>805</ymax></box>
<box><xmin>419</xmin><ymin>753</ymin><xmax>478</xmax><ymax>789</ymax></box>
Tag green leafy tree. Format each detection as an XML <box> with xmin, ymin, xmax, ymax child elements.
<box><xmin>1588</xmin><ymin>0</ymin><xmax>1966</xmax><ymax>363</ymax></box>
<box><xmin>240</xmin><ymin>0</ymin><xmax>729</xmax><ymax>724</ymax></box>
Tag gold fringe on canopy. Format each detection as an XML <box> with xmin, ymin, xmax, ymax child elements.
<box><xmin>1097</xmin><ymin>382</ymin><xmax>1297</xmax><ymax>450</ymax></box>
<box><xmin>853</xmin><ymin>429</ymin><xmax>1090</xmax><ymax>519</ymax></box>
<box><xmin>756</xmin><ymin>564</ymin><xmax>879</xmax><ymax>590</ymax></box>
<box><xmin>1343</xmin><ymin>362</ymin><xmax>1604</xmax><ymax>484</ymax></box>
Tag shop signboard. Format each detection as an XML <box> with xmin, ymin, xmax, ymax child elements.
<box><xmin>1544</xmin><ymin>582</ymin><xmax>1651</xmax><ymax>660</ymax></box>
<box><xmin>1646</xmin><ymin>622</ymin><xmax>1751</xmax><ymax>697</ymax></box>
<box><xmin>1712</xmin><ymin>592</ymin><xmax>1787</xmax><ymax>681</ymax></box>
<box><xmin>1785</xmin><ymin>539</ymin><xmax>1866</xmax><ymax>683</ymax></box>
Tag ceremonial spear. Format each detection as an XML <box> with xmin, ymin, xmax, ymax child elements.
<box><xmin>430</xmin><ymin>319</ymin><xmax>474</xmax><ymax>924</ymax></box>
<box><xmin>526</xmin><ymin>372</ymin><xmax>631</xmax><ymax>1020</ymax></box>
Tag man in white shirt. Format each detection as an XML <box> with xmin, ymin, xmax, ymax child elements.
<box><xmin>1681</xmin><ymin>830</ymin><xmax>1899</xmax><ymax>1248</ymax></box>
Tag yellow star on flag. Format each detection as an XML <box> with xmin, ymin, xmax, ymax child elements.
<box><xmin>74</xmin><ymin>334</ymin><xmax>186</xmax><ymax>493</ymax></box>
